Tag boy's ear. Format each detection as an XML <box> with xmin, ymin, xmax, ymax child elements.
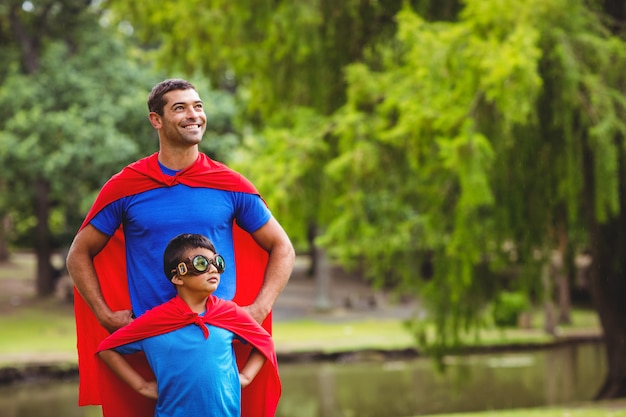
<box><xmin>171</xmin><ymin>275</ymin><xmax>184</xmax><ymax>286</ymax></box>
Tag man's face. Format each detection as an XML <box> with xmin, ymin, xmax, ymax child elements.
<box><xmin>152</xmin><ymin>88</ymin><xmax>207</xmax><ymax>146</ymax></box>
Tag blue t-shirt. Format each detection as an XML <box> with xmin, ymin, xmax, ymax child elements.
<box><xmin>91</xmin><ymin>179</ymin><xmax>271</xmax><ymax>317</ymax></box>
<box><xmin>115</xmin><ymin>322</ymin><xmax>240</xmax><ymax>417</ymax></box>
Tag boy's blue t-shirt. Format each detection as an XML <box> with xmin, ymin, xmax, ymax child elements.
<box><xmin>115</xmin><ymin>323</ymin><xmax>240</xmax><ymax>417</ymax></box>
<box><xmin>90</xmin><ymin>183</ymin><xmax>271</xmax><ymax>317</ymax></box>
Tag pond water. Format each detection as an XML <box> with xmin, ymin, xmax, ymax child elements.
<box><xmin>0</xmin><ymin>342</ymin><xmax>606</xmax><ymax>417</ymax></box>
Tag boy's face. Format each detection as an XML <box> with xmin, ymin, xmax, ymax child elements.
<box><xmin>174</xmin><ymin>247</ymin><xmax>222</xmax><ymax>294</ymax></box>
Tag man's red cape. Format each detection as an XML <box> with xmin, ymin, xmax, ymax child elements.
<box><xmin>96</xmin><ymin>295</ymin><xmax>281</xmax><ymax>416</ymax></box>
<box><xmin>73</xmin><ymin>152</ymin><xmax>273</xmax><ymax>417</ymax></box>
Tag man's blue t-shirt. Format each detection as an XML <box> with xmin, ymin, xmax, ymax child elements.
<box><xmin>115</xmin><ymin>322</ymin><xmax>240</xmax><ymax>417</ymax></box>
<box><xmin>90</xmin><ymin>182</ymin><xmax>271</xmax><ymax>317</ymax></box>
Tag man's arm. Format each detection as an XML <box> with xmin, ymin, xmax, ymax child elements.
<box><xmin>66</xmin><ymin>224</ymin><xmax>133</xmax><ymax>333</ymax></box>
<box><xmin>238</xmin><ymin>348</ymin><xmax>267</xmax><ymax>388</ymax></box>
<box><xmin>98</xmin><ymin>350</ymin><xmax>158</xmax><ymax>400</ymax></box>
<box><xmin>247</xmin><ymin>216</ymin><xmax>295</xmax><ymax>324</ymax></box>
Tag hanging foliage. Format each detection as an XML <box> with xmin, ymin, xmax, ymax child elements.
<box><xmin>102</xmin><ymin>0</ymin><xmax>626</xmax><ymax>397</ymax></box>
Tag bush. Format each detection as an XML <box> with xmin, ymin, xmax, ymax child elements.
<box><xmin>492</xmin><ymin>291</ymin><xmax>530</xmax><ymax>327</ymax></box>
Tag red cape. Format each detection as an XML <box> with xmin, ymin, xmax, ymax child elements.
<box><xmin>96</xmin><ymin>295</ymin><xmax>281</xmax><ymax>416</ymax></box>
<box><xmin>73</xmin><ymin>153</ymin><xmax>273</xmax><ymax>416</ymax></box>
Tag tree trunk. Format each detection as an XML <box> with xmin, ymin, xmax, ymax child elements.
<box><xmin>583</xmin><ymin>132</ymin><xmax>626</xmax><ymax>399</ymax></box>
<box><xmin>588</xmin><ymin>219</ymin><xmax>626</xmax><ymax>399</ymax></box>
<box><xmin>313</xmin><ymin>227</ymin><xmax>332</xmax><ymax>312</ymax></box>
<box><xmin>307</xmin><ymin>222</ymin><xmax>317</xmax><ymax>277</ymax></box>
<box><xmin>0</xmin><ymin>214</ymin><xmax>10</xmax><ymax>262</ymax></box>
<box><xmin>35</xmin><ymin>178</ymin><xmax>55</xmax><ymax>297</ymax></box>
<box><xmin>553</xmin><ymin>230</ymin><xmax>571</xmax><ymax>325</ymax></box>
<box><xmin>309</xmin><ymin>226</ymin><xmax>332</xmax><ymax>312</ymax></box>
<box><xmin>591</xmin><ymin>3</ymin><xmax>626</xmax><ymax>396</ymax></box>
<box><xmin>8</xmin><ymin>3</ymin><xmax>40</xmax><ymax>73</ymax></box>
<box><xmin>541</xmin><ymin>261</ymin><xmax>557</xmax><ymax>335</ymax></box>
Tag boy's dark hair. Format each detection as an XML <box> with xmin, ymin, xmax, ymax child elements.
<box><xmin>163</xmin><ymin>233</ymin><xmax>217</xmax><ymax>280</ymax></box>
<box><xmin>148</xmin><ymin>78</ymin><xmax>196</xmax><ymax>116</ymax></box>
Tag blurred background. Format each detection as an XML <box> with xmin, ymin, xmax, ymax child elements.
<box><xmin>1</xmin><ymin>1</ymin><xmax>626</xmax><ymax>416</ymax></box>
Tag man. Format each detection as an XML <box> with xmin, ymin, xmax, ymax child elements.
<box><xmin>66</xmin><ymin>78</ymin><xmax>295</xmax><ymax>417</ymax></box>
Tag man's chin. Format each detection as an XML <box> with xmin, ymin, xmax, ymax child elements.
<box><xmin>183</xmin><ymin>135</ymin><xmax>203</xmax><ymax>145</ymax></box>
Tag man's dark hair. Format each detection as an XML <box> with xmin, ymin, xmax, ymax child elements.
<box><xmin>148</xmin><ymin>78</ymin><xmax>196</xmax><ymax>116</ymax></box>
<box><xmin>163</xmin><ymin>233</ymin><xmax>217</xmax><ymax>280</ymax></box>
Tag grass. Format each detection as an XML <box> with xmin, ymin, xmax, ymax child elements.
<box><xmin>0</xmin><ymin>300</ymin><xmax>77</xmax><ymax>366</ymax></box>
<box><xmin>271</xmin><ymin>307</ymin><xmax>602</xmax><ymax>355</ymax></box>
<box><xmin>417</xmin><ymin>401</ymin><xmax>626</xmax><ymax>417</ymax></box>
<box><xmin>273</xmin><ymin>318</ymin><xmax>416</xmax><ymax>352</ymax></box>
<box><xmin>0</xmin><ymin>302</ymin><xmax>75</xmax><ymax>349</ymax></box>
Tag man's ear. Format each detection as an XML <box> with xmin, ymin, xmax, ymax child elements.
<box><xmin>148</xmin><ymin>112</ymin><xmax>162</xmax><ymax>129</ymax></box>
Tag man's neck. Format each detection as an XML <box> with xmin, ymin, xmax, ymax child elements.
<box><xmin>157</xmin><ymin>146</ymin><xmax>199</xmax><ymax>171</ymax></box>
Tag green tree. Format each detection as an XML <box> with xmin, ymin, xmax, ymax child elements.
<box><xmin>102</xmin><ymin>0</ymin><xmax>626</xmax><ymax>398</ymax></box>
<box><xmin>0</xmin><ymin>2</ymin><xmax>237</xmax><ymax>297</ymax></box>
<box><xmin>0</xmin><ymin>1</ymin><xmax>157</xmax><ymax>295</ymax></box>
<box><xmin>322</xmin><ymin>0</ymin><xmax>626</xmax><ymax>399</ymax></box>
<box><xmin>104</xmin><ymin>0</ymin><xmax>460</xmax><ymax>274</ymax></box>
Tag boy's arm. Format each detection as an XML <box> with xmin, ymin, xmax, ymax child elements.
<box><xmin>238</xmin><ymin>348</ymin><xmax>267</xmax><ymax>388</ymax></box>
<box><xmin>98</xmin><ymin>350</ymin><xmax>158</xmax><ymax>399</ymax></box>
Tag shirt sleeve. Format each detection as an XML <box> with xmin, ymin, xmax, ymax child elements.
<box><xmin>234</xmin><ymin>192</ymin><xmax>271</xmax><ymax>233</ymax></box>
<box><xmin>113</xmin><ymin>339</ymin><xmax>143</xmax><ymax>355</ymax></box>
<box><xmin>90</xmin><ymin>199</ymin><xmax>125</xmax><ymax>236</ymax></box>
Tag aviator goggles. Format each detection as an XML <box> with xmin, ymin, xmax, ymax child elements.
<box><xmin>172</xmin><ymin>254</ymin><xmax>226</xmax><ymax>278</ymax></box>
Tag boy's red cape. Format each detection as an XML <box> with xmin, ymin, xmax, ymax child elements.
<box><xmin>96</xmin><ymin>295</ymin><xmax>281</xmax><ymax>416</ymax></box>
<box><xmin>73</xmin><ymin>152</ymin><xmax>274</xmax><ymax>417</ymax></box>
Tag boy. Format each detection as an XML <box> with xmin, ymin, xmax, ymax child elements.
<box><xmin>97</xmin><ymin>233</ymin><xmax>281</xmax><ymax>417</ymax></box>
